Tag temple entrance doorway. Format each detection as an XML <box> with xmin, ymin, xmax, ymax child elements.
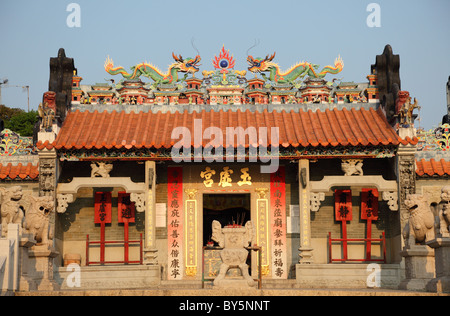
<box><xmin>202</xmin><ymin>193</ymin><xmax>251</xmax><ymax>247</ymax></box>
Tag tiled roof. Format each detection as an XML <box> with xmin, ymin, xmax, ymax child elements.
<box><xmin>0</xmin><ymin>163</ymin><xmax>39</xmax><ymax>181</ymax></box>
<box><xmin>416</xmin><ymin>159</ymin><xmax>450</xmax><ymax>177</ymax></box>
<box><xmin>36</xmin><ymin>108</ymin><xmax>418</xmax><ymax>151</ymax></box>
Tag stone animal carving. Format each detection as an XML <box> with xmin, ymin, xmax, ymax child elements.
<box><xmin>0</xmin><ymin>186</ymin><xmax>25</xmax><ymax>236</ymax></box>
<box><xmin>439</xmin><ymin>186</ymin><xmax>450</xmax><ymax>237</ymax></box>
<box><xmin>403</xmin><ymin>194</ymin><xmax>435</xmax><ymax>247</ymax></box>
<box><xmin>211</xmin><ymin>220</ymin><xmax>256</xmax><ymax>288</ymax></box>
<box><xmin>23</xmin><ymin>195</ymin><xmax>55</xmax><ymax>246</ymax></box>
<box><xmin>91</xmin><ymin>162</ymin><xmax>113</xmax><ymax>178</ymax></box>
<box><xmin>341</xmin><ymin>159</ymin><xmax>364</xmax><ymax>176</ymax></box>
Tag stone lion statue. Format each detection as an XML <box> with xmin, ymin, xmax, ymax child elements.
<box><xmin>0</xmin><ymin>186</ymin><xmax>25</xmax><ymax>236</ymax></box>
<box><xmin>341</xmin><ymin>159</ymin><xmax>364</xmax><ymax>176</ymax></box>
<box><xmin>439</xmin><ymin>186</ymin><xmax>450</xmax><ymax>237</ymax></box>
<box><xmin>403</xmin><ymin>193</ymin><xmax>435</xmax><ymax>247</ymax></box>
<box><xmin>23</xmin><ymin>195</ymin><xmax>55</xmax><ymax>246</ymax></box>
<box><xmin>91</xmin><ymin>162</ymin><xmax>113</xmax><ymax>178</ymax></box>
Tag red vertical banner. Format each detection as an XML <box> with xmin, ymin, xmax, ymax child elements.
<box><xmin>118</xmin><ymin>192</ymin><xmax>136</xmax><ymax>223</ymax></box>
<box><xmin>168</xmin><ymin>167</ymin><xmax>183</xmax><ymax>280</ymax></box>
<box><xmin>334</xmin><ymin>189</ymin><xmax>352</xmax><ymax>261</ymax></box>
<box><xmin>94</xmin><ymin>192</ymin><xmax>112</xmax><ymax>264</ymax></box>
<box><xmin>361</xmin><ymin>189</ymin><xmax>379</xmax><ymax>221</ymax></box>
<box><xmin>270</xmin><ymin>166</ymin><xmax>287</xmax><ymax>279</ymax></box>
<box><xmin>94</xmin><ymin>192</ymin><xmax>112</xmax><ymax>224</ymax></box>
<box><xmin>118</xmin><ymin>192</ymin><xmax>136</xmax><ymax>264</ymax></box>
<box><xmin>334</xmin><ymin>190</ymin><xmax>352</xmax><ymax>222</ymax></box>
<box><xmin>361</xmin><ymin>189</ymin><xmax>379</xmax><ymax>261</ymax></box>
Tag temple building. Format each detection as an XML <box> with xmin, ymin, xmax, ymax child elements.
<box><xmin>1</xmin><ymin>45</ymin><xmax>450</xmax><ymax>295</ymax></box>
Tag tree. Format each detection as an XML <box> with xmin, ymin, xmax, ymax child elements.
<box><xmin>4</xmin><ymin>110</ymin><xmax>39</xmax><ymax>137</ymax></box>
<box><xmin>0</xmin><ymin>104</ymin><xmax>23</xmax><ymax>122</ymax></box>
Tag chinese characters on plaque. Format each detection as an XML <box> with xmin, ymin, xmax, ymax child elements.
<box><xmin>168</xmin><ymin>167</ymin><xmax>183</xmax><ymax>280</ymax></box>
<box><xmin>200</xmin><ymin>167</ymin><xmax>253</xmax><ymax>188</ymax></box>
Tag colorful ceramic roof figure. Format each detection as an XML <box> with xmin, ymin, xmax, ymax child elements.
<box><xmin>104</xmin><ymin>53</ymin><xmax>201</xmax><ymax>85</ymax></box>
<box><xmin>203</xmin><ymin>46</ymin><xmax>247</xmax><ymax>87</ymax></box>
<box><xmin>247</xmin><ymin>53</ymin><xmax>344</xmax><ymax>84</ymax></box>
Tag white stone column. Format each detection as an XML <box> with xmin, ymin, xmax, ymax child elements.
<box><xmin>298</xmin><ymin>159</ymin><xmax>313</xmax><ymax>263</ymax></box>
<box><xmin>144</xmin><ymin>161</ymin><xmax>158</xmax><ymax>265</ymax></box>
<box><xmin>7</xmin><ymin>224</ymin><xmax>20</xmax><ymax>291</ymax></box>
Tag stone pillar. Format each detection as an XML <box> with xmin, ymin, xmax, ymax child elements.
<box><xmin>7</xmin><ymin>224</ymin><xmax>20</xmax><ymax>292</ymax></box>
<box><xmin>144</xmin><ymin>161</ymin><xmax>158</xmax><ymax>265</ymax></box>
<box><xmin>28</xmin><ymin>245</ymin><xmax>60</xmax><ymax>291</ymax></box>
<box><xmin>18</xmin><ymin>233</ymin><xmax>37</xmax><ymax>291</ymax></box>
<box><xmin>36</xmin><ymin>149</ymin><xmax>59</xmax><ymax>290</ymax></box>
<box><xmin>298</xmin><ymin>159</ymin><xmax>313</xmax><ymax>264</ymax></box>
<box><xmin>397</xmin><ymin>138</ymin><xmax>416</xmax><ymax>244</ymax></box>
<box><xmin>399</xmin><ymin>245</ymin><xmax>435</xmax><ymax>291</ymax></box>
<box><xmin>426</xmin><ymin>238</ymin><xmax>450</xmax><ymax>293</ymax></box>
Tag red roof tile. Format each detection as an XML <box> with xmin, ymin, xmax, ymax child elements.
<box><xmin>416</xmin><ymin>159</ymin><xmax>450</xmax><ymax>177</ymax></box>
<box><xmin>0</xmin><ymin>163</ymin><xmax>39</xmax><ymax>180</ymax></box>
<box><xmin>36</xmin><ymin>108</ymin><xmax>418</xmax><ymax>151</ymax></box>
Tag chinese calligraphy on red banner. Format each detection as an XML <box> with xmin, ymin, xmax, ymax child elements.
<box><xmin>118</xmin><ymin>192</ymin><xmax>136</xmax><ymax>223</ymax></box>
<box><xmin>334</xmin><ymin>189</ymin><xmax>353</xmax><ymax>222</ymax></box>
<box><xmin>361</xmin><ymin>189</ymin><xmax>379</xmax><ymax>221</ymax></box>
<box><xmin>94</xmin><ymin>192</ymin><xmax>112</xmax><ymax>224</ymax></box>
<box><xmin>168</xmin><ymin>167</ymin><xmax>183</xmax><ymax>280</ymax></box>
<box><xmin>270</xmin><ymin>167</ymin><xmax>287</xmax><ymax>279</ymax></box>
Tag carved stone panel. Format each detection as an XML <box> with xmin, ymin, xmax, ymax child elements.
<box><xmin>398</xmin><ymin>153</ymin><xmax>416</xmax><ymax>229</ymax></box>
<box><xmin>39</xmin><ymin>158</ymin><xmax>56</xmax><ymax>197</ymax></box>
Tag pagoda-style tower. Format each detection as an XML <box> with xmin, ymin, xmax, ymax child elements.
<box><xmin>366</xmin><ymin>70</ymin><xmax>379</xmax><ymax>103</ymax></box>
<box><xmin>71</xmin><ymin>70</ymin><xmax>83</xmax><ymax>103</ymax></box>
<box><xmin>270</xmin><ymin>84</ymin><xmax>297</xmax><ymax>104</ymax></box>
<box><xmin>185</xmin><ymin>77</ymin><xmax>204</xmax><ymax>104</ymax></box>
<box><xmin>299</xmin><ymin>77</ymin><xmax>332</xmax><ymax>103</ymax></box>
<box><xmin>334</xmin><ymin>82</ymin><xmax>364</xmax><ymax>104</ymax></box>
<box><xmin>154</xmin><ymin>84</ymin><xmax>181</xmax><ymax>105</ymax></box>
<box><xmin>245</xmin><ymin>77</ymin><xmax>268</xmax><ymax>104</ymax></box>
<box><xmin>116</xmin><ymin>79</ymin><xmax>150</xmax><ymax>104</ymax></box>
<box><xmin>87</xmin><ymin>83</ymin><xmax>115</xmax><ymax>104</ymax></box>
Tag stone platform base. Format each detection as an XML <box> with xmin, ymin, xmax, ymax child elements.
<box><xmin>15</xmin><ymin>288</ymin><xmax>446</xmax><ymax>297</ymax></box>
<box><xmin>426</xmin><ymin>277</ymin><xmax>450</xmax><ymax>293</ymax></box>
<box><xmin>213</xmin><ymin>277</ymin><xmax>258</xmax><ymax>290</ymax></box>
<box><xmin>296</xmin><ymin>264</ymin><xmax>402</xmax><ymax>289</ymax></box>
<box><xmin>54</xmin><ymin>265</ymin><xmax>161</xmax><ymax>290</ymax></box>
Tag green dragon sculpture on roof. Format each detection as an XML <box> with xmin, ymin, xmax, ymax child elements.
<box><xmin>247</xmin><ymin>53</ymin><xmax>344</xmax><ymax>84</ymax></box>
<box><xmin>104</xmin><ymin>53</ymin><xmax>201</xmax><ymax>85</ymax></box>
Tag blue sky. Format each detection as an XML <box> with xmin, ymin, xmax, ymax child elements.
<box><xmin>0</xmin><ymin>0</ymin><xmax>449</xmax><ymax>129</ymax></box>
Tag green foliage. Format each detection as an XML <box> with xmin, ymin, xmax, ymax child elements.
<box><xmin>0</xmin><ymin>104</ymin><xmax>23</xmax><ymax>122</ymax></box>
<box><xmin>0</xmin><ymin>105</ymin><xmax>38</xmax><ymax>137</ymax></box>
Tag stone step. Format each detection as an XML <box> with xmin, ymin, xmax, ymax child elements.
<box><xmin>14</xmin><ymin>288</ymin><xmax>444</xmax><ymax>297</ymax></box>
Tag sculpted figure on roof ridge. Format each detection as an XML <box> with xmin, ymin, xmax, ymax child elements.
<box><xmin>105</xmin><ymin>53</ymin><xmax>201</xmax><ymax>86</ymax></box>
<box><xmin>246</xmin><ymin>52</ymin><xmax>344</xmax><ymax>84</ymax></box>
